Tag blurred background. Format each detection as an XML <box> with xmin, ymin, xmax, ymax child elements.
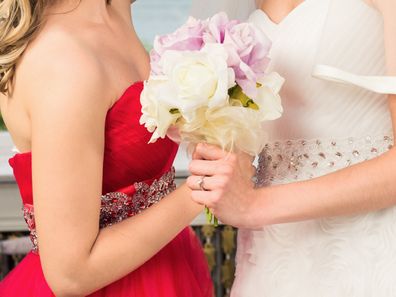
<box><xmin>0</xmin><ymin>1</ymin><xmax>238</xmax><ymax>296</ymax></box>
<box><xmin>133</xmin><ymin>0</ymin><xmax>191</xmax><ymax>50</ymax></box>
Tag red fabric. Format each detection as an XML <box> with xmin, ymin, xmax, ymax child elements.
<box><xmin>0</xmin><ymin>82</ymin><xmax>213</xmax><ymax>297</ymax></box>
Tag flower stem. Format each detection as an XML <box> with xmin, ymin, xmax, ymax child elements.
<box><xmin>205</xmin><ymin>206</ymin><xmax>219</xmax><ymax>227</ymax></box>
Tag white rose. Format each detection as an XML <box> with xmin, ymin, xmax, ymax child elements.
<box><xmin>158</xmin><ymin>43</ymin><xmax>236</xmax><ymax>121</ymax></box>
<box><xmin>140</xmin><ymin>78</ymin><xmax>180</xmax><ymax>143</ymax></box>
<box><xmin>255</xmin><ymin>72</ymin><xmax>284</xmax><ymax>121</ymax></box>
<box><xmin>177</xmin><ymin>104</ymin><xmax>266</xmax><ymax>156</ymax></box>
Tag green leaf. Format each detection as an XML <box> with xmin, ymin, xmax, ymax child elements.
<box><xmin>229</xmin><ymin>85</ymin><xmax>259</xmax><ymax>110</ymax></box>
<box><xmin>205</xmin><ymin>206</ymin><xmax>219</xmax><ymax>227</ymax></box>
<box><xmin>169</xmin><ymin>108</ymin><xmax>180</xmax><ymax>115</ymax></box>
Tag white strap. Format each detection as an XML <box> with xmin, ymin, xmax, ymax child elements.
<box><xmin>312</xmin><ymin>64</ymin><xmax>396</xmax><ymax>95</ymax></box>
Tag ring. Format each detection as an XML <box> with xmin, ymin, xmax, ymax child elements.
<box><xmin>197</xmin><ymin>176</ymin><xmax>207</xmax><ymax>191</ymax></box>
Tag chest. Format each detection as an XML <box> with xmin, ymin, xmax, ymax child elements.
<box><xmin>260</xmin><ymin>0</ymin><xmax>375</xmax><ymax>25</ymax></box>
<box><xmin>94</xmin><ymin>33</ymin><xmax>150</xmax><ymax>97</ymax></box>
<box><xmin>259</xmin><ymin>0</ymin><xmax>305</xmax><ymax>24</ymax></box>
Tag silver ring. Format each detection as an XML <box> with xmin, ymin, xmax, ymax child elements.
<box><xmin>197</xmin><ymin>176</ymin><xmax>207</xmax><ymax>191</ymax></box>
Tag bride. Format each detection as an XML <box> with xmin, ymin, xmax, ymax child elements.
<box><xmin>0</xmin><ymin>0</ymin><xmax>213</xmax><ymax>296</ymax></box>
<box><xmin>190</xmin><ymin>0</ymin><xmax>396</xmax><ymax>296</ymax></box>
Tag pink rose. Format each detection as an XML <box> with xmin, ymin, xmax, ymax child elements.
<box><xmin>150</xmin><ymin>17</ymin><xmax>207</xmax><ymax>75</ymax></box>
<box><xmin>224</xmin><ymin>22</ymin><xmax>271</xmax><ymax>98</ymax></box>
<box><xmin>205</xmin><ymin>13</ymin><xmax>272</xmax><ymax>98</ymax></box>
<box><xmin>203</xmin><ymin>12</ymin><xmax>239</xmax><ymax>44</ymax></box>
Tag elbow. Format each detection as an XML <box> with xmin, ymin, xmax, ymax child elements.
<box><xmin>39</xmin><ymin>245</ymin><xmax>99</xmax><ymax>296</ymax></box>
<box><xmin>46</xmin><ymin>275</ymin><xmax>85</xmax><ymax>297</ymax></box>
<box><xmin>43</xmin><ymin>265</ymin><xmax>88</xmax><ymax>297</ymax></box>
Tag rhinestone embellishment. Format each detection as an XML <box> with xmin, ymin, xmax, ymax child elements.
<box><xmin>100</xmin><ymin>168</ymin><xmax>176</xmax><ymax>228</ymax></box>
<box><xmin>23</xmin><ymin>205</ymin><xmax>38</xmax><ymax>253</ymax></box>
<box><xmin>23</xmin><ymin>167</ymin><xmax>176</xmax><ymax>253</ymax></box>
<box><xmin>256</xmin><ymin>135</ymin><xmax>394</xmax><ymax>187</ymax></box>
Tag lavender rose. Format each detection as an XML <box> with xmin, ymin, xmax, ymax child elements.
<box><xmin>224</xmin><ymin>22</ymin><xmax>271</xmax><ymax>98</ymax></box>
<box><xmin>205</xmin><ymin>13</ymin><xmax>272</xmax><ymax>98</ymax></box>
<box><xmin>203</xmin><ymin>12</ymin><xmax>239</xmax><ymax>44</ymax></box>
<box><xmin>150</xmin><ymin>17</ymin><xmax>207</xmax><ymax>75</ymax></box>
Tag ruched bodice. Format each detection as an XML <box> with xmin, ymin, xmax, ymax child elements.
<box><xmin>9</xmin><ymin>82</ymin><xmax>178</xmax><ymax>205</ymax></box>
<box><xmin>102</xmin><ymin>82</ymin><xmax>178</xmax><ymax>193</ymax></box>
<box><xmin>232</xmin><ymin>1</ymin><xmax>396</xmax><ymax>297</ymax></box>
<box><xmin>249</xmin><ymin>0</ymin><xmax>394</xmax><ymax>141</ymax></box>
<box><xmin>0</xmin><ymin>81</ymin><xmax>213</xmax><ymax>297</ymax></box>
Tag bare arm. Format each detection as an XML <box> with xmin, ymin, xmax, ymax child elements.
<box><xmin>187</xmin><ymin>1</ymin><xmax>396</xmax><ymax>229</ymax></box>
<box><xmin>248</xmin><ymin>0</ymin><xmax>396</xmax><ymax>227</ymax></box>
<box><xmin>21</xmin><ymin>40</ymin><xmax>202</xmax><ymax>296</ymax></box>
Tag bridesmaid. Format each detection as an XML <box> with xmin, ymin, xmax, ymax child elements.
<box><xmin>188</xmin><ymin>0</ymin><xmax>396</xmax><ymax>296</ymax></box>
<box><xmin>0</xmin><ymin>0</ymin><xmax>213</xmax><ymax>296</ymax></box>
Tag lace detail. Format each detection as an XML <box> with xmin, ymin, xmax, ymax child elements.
<box><xmin>256</xmin><ymin>135</ymin><xmax>394</xmax><ymax>186</ymax></box>
<box><xmin>23</xmin><ymin>167</ymin><xmax>176</xmax><ymax>253</ymax></box>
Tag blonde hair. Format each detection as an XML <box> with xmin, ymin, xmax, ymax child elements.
<box><xmin>0</xmin><ymin>0</ymin><xmax>52</xmax><ymax>94</ymax></box>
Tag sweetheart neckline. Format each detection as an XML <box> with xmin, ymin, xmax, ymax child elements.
<box><xmin>11</xmin><ymin>80</ymin><xmax>144</xmax><ymax>158</ymax></box>
<box><xmin>108</xmin><ymin>80</ymin><xmax>143</xmax><ymax>111</ymax></box>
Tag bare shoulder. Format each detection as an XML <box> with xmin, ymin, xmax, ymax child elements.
<box><xmin>371</xmin><ymin>0</ymin><xmax>396</xmax><ymax>16</ymax></box>
<box><xmin>15</xmin><ymin>24</ymin><xmax>111</xmax><ymax>113</ymax></box>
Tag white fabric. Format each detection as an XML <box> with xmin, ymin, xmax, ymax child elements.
<box><xmin>313</xmin><ymin>0</ymin><xmax>396</xmax><ymax>94</ymax></box>
<box><xmin>313</xmin><ymin>65</ymin><xmax>396</xmax><ymax>94</ymax></box>
<box><xmin>247</xmin><ymin>0</ymin><xmax>393</xmax><ymax>141</ymax></box>
<box><xmin>232</xmin><ymin>1</ymin><xmax>396</xmax><ymax>296</ymax></box>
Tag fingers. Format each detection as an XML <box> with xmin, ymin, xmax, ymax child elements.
<box><xmin>192</xmin><ymin>150</ymin><xmax>201</xmax><ymax>160</ymax></box>
<box><xmin>186</xmin><ymin>175</ymin><xmax>225</xmax><ymax>191</ymax></box>
<box><xmin>250</xmin><ymin>164</ymin><xmax>257</xmax><ymax>177</ymax></box>
<box><xmin>244</xmin><ymin>153</ymin><xmax>255</xmax><ymax>164</ymax></box>
<box><xmin>189</xmin><ymin>158</ymin><xmax>255</xmax><ymax>183</ymax></box>
<box><xmin>189</xmin><ymin>159</ymin><xmax>224</xmax><ymax>176</ymax></box>
<box><xmin>195</xmin><ymin>143</ymin><xmax>228</xmax><ymax>160</ymax></box>
<box><xmin>186</xmin><ymin>175</ymin><xmax>205</xmax><ymax>191</ymax></box>
<box><xmin>235</xmin><ymin>151</ymin><xmax>255</xmax><ymax>165</ymax></box>
<box><xmin>190</xmin><ymin>190</ymin><xmax>217</xmax><ymax>208</ymax></box>
<box><xmin>193</xmin><ymin>144</ymin><xmax>255</xmax><ymax>165</ymax></box>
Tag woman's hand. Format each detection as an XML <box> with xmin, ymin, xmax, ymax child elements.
<box><xmin>187</xmin><ymin>143</ymin><xmax>259</xmax><ymax>228</ymax></box>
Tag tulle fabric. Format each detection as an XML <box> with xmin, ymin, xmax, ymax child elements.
<box><xmin>0</xmin><ymin>81</ymin><xmax>213</xmax><ymax>297</ymax></box>
<box><xmin>0</xmin><ymin>228</ymin><xmax>213</xmax><ymax>297</ymax></box>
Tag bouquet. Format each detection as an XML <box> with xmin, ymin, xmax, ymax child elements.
<box><xmin>140</xmin><ymin>12</ymin><xmax>284</xmax><ymax>225</ymax></box>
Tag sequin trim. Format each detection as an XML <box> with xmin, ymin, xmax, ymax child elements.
<box><xmin>23</xmin><ymin>167</ymin><xmax>176</xmax><ymax>253</ymax></box>
<box><xmin>23</xmin><ymin>204</ymin><xmax>38</xmax><ymax>253</ymax></box>
<box><xmin>99</xmin><ymin>168</ymin><xmax>176</xmax><ymax>228</ymax></box>
<box><xmin>256</xmin><ymin>135</ymin><xmax>394</xmax><ymax>186</ymax></box>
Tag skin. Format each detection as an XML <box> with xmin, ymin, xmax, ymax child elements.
<box><xmin>0</xmin><ymin>0</ymin><xmax>203</xmax><ymax>296</ymax></box>
<box><xmin>258</xmin><ymin>0</ymin><xmax>304</xmax><ymax>24</ymax></box>
<box><xmin>187</xmin><ymin>0</ymin><xmax>396</xmax><ymax>230</ymax></box>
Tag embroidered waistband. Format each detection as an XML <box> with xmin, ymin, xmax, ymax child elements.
<box><xmin>256</xmin><ymin>135</ymin><xmax>393</xmax><ymax>186</ymax></box>
<box><xmin>23</xmin><ymin>167</ymin><xmax>176</xmax><ymax>253</ymax></box>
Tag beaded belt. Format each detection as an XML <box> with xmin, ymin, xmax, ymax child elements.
<box><xmin>23</xmin><ymin>167</ymin><xmax>176</xmax><ymax>253</ymax></box>
<box><xmin>256</xmin><ymin>135</ymin><xmax>394</xmax><ymax>186</ymax></box>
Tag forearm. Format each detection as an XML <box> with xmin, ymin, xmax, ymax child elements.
<box><xmin>50</xmin><ymin>183</ymin><xmax>203</xmax><ymax>296</ymax></box>
<box><xmin>255</xmin><ymin>147</ymin><xmax>396</xmax><ymax>226</ymax></box>
<box><xmin>254</xmin><ymin>0</ymin><xmax>396</xmax><ymax>228</ymax></box>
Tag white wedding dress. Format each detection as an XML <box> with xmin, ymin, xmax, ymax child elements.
<box><xmin>232</xmin><ymin>0</ymin><xmax>396</xmax><ymax>296</ymax></box>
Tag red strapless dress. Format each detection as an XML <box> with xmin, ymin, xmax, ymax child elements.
<box><xmin>0</xmin><ymin>82</ymin><xmax>213</xmax><ymax>297</ymax></box>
